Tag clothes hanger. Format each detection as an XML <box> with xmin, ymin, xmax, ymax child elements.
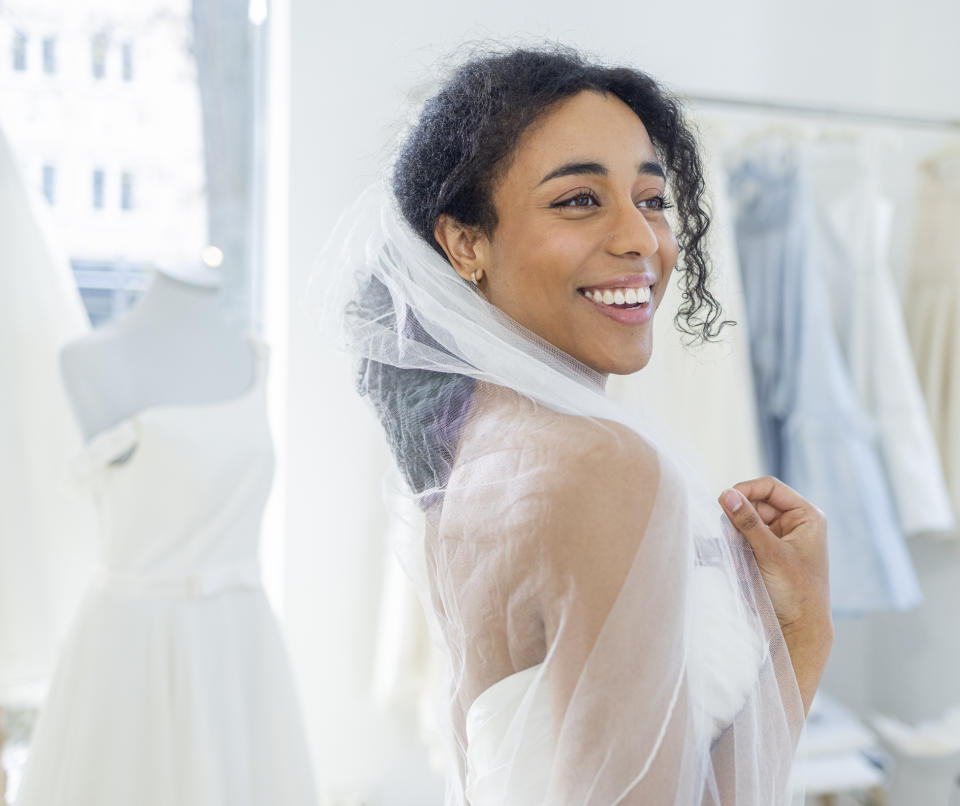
<box><xmin>718</xmin><ymin>119</ymin><xmax>814</xmax><ymax>173</ymax></box>
<box><xmin>734</xmin><ymin>118</ymin><xmax>817</xmax><ymax>148</ymax></box>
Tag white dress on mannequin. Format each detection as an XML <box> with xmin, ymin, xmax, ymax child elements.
<box><xmin>15</xmin><ymin>332</ymin><xmax>318</xmax><ymax>805</ymax></box>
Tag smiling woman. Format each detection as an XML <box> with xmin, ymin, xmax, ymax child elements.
<box><xmin>315</xmin><ymin>40</ymin><xmax>830</xmax><ymax>806</ymax></box>
<box><xmin>432</xmin><ymin>89</ymin><xmax>682</xmax><ymax>374</ymax></box>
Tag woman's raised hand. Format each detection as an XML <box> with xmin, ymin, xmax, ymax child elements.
<box><xmin>717</xmin><ymin>475</ymin><xmax>833</xmax><ymax>716</ymax></box>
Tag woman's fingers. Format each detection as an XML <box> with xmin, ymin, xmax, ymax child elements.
<box><xmin>718</xmin><ymin>488</ymin><xmax>783</xmax><ymax>566</ymax></box>
<box><xmin>753</xmin><ymin>499</ymin><xmax>782</xmax><ymax>525</ymax></box>
<box><xmin>731</xmin><ymin>475</ymin><xmax>807</xmax><ymax>515</ymax></box>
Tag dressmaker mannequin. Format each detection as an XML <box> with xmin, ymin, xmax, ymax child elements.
<box><xmin>59</xmin><ymin>265</ymin><xmax>254</xmax><ymax>441</ymax></box>
<box><xmin>20</xmin><ymin>261</ymin><xmax>319</xmax><ymax>806</ymax></box>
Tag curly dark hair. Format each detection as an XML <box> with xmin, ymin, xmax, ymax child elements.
<box><xmin>356</xmin><ymin>41</ymin><xmax>733</xmax><ymax>503</ymax></box>
<box><xmin>391</xmin><ymin>40</ymin><xmax>734</xmax><ymax>347</ymax></box>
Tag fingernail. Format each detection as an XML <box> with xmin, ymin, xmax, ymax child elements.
<box><xmin>721</xmin><ymin>489</ymin><xmax>743</xmax><ymax>512</ymax></box>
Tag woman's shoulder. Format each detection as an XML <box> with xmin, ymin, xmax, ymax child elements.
<box><xmin>449</xmin><ymin>386</ymin><xmax>662</xmax><ymax>534</ymax></box>
<box><xmin>466</xmin><ymin>386</ymin><xmax>659</xmax><ymax>478</ymax></box>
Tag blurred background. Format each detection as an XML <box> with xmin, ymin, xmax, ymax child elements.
<box><xmin>1</xmin><ymin>0</ymin><xmax>959</xmax><ymax>804</ymax></box>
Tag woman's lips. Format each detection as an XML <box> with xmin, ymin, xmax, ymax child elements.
<box><xmin>578</xmin><ymin>287</ymin><xmax>653</xmax><ymax>325</ymax></box>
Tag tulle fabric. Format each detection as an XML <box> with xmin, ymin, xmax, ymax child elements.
<box><xmin>307</xmin><ymin>177</ymin><xmax>807</xmax><ymax>805</ymax></box>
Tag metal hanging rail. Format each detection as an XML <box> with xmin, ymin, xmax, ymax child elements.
<box><xmin>679</xmin><ymin>91</ymin><xmax>960</xmax><ymax>132</ymax></box>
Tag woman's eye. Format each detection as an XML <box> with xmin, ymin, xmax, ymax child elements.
<box><xmin>639</xmin><ymin>194</ymin><xmax>673</xmax><ymax>211</ymax></box>
<box><xmin>553</xmin><ymin>192</ymin><xmax>673</xmax><ymax>211</ymax></box>
<box><xmin>554</xmin><ymin>192</ymin><xmax>597</xmax><ymax>208</ymax></box>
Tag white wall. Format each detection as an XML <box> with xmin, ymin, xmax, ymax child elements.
<box><xmin>280</xmin><ymin>1</ymin><xmax>960</xmax><ymax>800</ymax></box>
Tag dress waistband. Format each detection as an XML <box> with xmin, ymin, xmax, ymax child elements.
<box><xmin>91</xmin><ymin>561</ymin><xmax>263</xmax><ymax>599</ymax></box>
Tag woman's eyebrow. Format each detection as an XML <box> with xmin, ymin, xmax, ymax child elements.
<box><xmin>538</xmin><ymin>159</ymin><xmax>666</xmax><ymax>185</ymax></box>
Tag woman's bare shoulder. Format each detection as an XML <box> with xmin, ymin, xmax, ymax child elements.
<box><xmin>449</xmin><ymin>387</ymin><xmax>662</xmax><ymax>543</ymax></box>
<box><xmin>438</xmin><ymin>388</ymin><xmax>667</xmax><ymax>654</ymax></box>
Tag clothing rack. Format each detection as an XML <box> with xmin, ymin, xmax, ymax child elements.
<box><xmin>679</xmin><ymin>91</ymin><xmax>960</xmax><ymax>132</ymax></box>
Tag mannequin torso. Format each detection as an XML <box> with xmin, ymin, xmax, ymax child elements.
<box><xmin>59</xmin><ymin>268</ymin><xmax>255</xmax><ymax>442</ymax></box>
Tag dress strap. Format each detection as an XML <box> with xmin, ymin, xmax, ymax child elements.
<box><xmin>69</xmin><ymin>418</ymin><xmax>140</xmax><ymax>484</ymax></box>
<box><xmin>67</xmin><ymin>334</ymin><xmax>267</xmax><ymax>484</ymax></box>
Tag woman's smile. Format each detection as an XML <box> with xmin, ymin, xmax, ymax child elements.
<box><xmin>577</xmin><ymin>283</ymin><xmax>655</xmax><ymax>325</ymax></box>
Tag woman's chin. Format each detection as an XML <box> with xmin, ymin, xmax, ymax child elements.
<box><xmin>611</xmin><ymin>358</ymin><xmax>651</xmax><ymax>375</ymax></box>
<box><xmin>588</xmin><ymin>349</ymin><xmax>652</xmax><ymax>376</ymax></box>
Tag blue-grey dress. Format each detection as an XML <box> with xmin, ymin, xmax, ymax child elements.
<box><xmin>725</xmin><ymin>137</ymin><xmax>922</xmax><ymax>616</ymax></box>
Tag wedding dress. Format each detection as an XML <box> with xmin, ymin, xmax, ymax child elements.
<box><xmin>15</xmin><ymin>334</ymin><xmax>317</xmax><ymax>806</ymax></box>
<box><xmin>461</xmin><ymin>523</ymin><xmax>774</xmax><ymax>805</ymax></box>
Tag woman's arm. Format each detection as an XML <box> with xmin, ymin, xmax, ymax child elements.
<box><xmin>529</xmin><ymin>417</ymin><xmax>702</xmax><ymax>803</ymax></box>
<box><xmin>524</xmin><ymin>418</ymin><xmax>808</xmax><ymax>804</ymax></box>
<box><xmin>717</xmin><ymin>478</ymin><xmax>834</xmax><ymax>717</ymax></box>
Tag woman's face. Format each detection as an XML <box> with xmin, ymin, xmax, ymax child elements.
<box><xmin>435</xmin><ymin>89</ymin><xmax>680</xmax><ymax>376</ymax></box>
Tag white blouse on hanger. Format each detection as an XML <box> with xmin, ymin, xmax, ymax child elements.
<box><xmin>903</xmin><ymin>146</ymin><xmax>960</xmax><ymax>534</ymax></box>
<box><xmin>804</xmin><ymin>133</ymin><xmax>955</xmax><ymax>538</ymax></box>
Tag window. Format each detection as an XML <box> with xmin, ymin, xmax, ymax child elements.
<box><xmin>91</xmin><ymin>32</ymin><xmax>107</xmax><ymax>79</ymax></box>
<box><xmin>1</xmin><ymin>1</ymin><xmax>261</xmax><ymax>335</ymax></box>
<box><xmin>120</xmin><ymin>172</ymin><xmax>133</xmax><ymax>210</ymax></box>
<box><xmin>122</xmin><ymin>42</ymin><xmax>133</xmax><ymax>81</ymax></box>
<box><xmin>92</xmin><ymin>168</ymin><xmax>105</xmax><ymax>209</ymax></box>
<box><xmin>12</xmin><ymin>30</ymin><xmax>27</xmax><ymax>71</ymax></box>
<box><xmin>42</xmin><ymin>37</ymin><xmax>56</xmax><ymax>74</ymax></box>
<box><xmin>42</xmin><ymin>164</ymin><xmax>56</xmax><ymax>205</ymax></box>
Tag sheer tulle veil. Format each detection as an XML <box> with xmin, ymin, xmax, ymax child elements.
<box><xmin>305</xmin><ymin>173</ymin><xmax>807</xmax><ymax>804</ymax></box>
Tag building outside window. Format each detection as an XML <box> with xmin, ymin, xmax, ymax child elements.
<box><xmin>42</xmin><ymin>163</ymin><xmax>56</xmax><ymax>204</ymax></box>
<box><xmin>120</xmin><ymin>171</ymin><xmax>133</xmax><ymax>210</ymax></box>
<box><xmin>42</xmin><ymin>36</ymin><xmax>56</xmax><ymax>74</ymax></box>
<box><xmin>91</xmin><ymin>32</ymin><xmax>107</xmax><ymax>79</ymax></box>
<box><xmin>92</xmin><ymin>168</ymin><xmax>105</xmax><ymax>208</ymax></box>
<box><xmin>122</xmin><ymin>41</ymin><xmax>133</xmax><ymax>81</ymax></box>
<box><xmin>12</xmin><ymin>30</ymin><xmax>27</xmax><ymax>71</ymax></box>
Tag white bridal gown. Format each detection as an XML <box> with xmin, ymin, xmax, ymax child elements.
<box><xmin>461</xmin><ymin>522</ymin><xmax>775</xmax><ymax>806</ymax></box>
<box><xmin>15</xmin><ymin>334</ymin><xmax>318</xmax><ymax>806</ymax></box>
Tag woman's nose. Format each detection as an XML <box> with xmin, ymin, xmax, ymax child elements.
<box><xmin>606</xmin><ymin>200</ymin><xmax>660</xmax><ymax>258</ymax></box>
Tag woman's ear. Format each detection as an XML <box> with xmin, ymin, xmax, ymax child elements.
<box><xmin>434</xmin><ymin>214</ymin><xmax>488</xmax><ymax>284</ymax></box>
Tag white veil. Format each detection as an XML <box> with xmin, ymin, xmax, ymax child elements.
<box><xmin>307</xmin><ymin>176</ymin><xmax>807</xmax><ymax>805</ymax></box>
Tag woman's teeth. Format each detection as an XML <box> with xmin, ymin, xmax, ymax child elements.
<box><xmin>582</xmin><ymin>286</ymin><xmax>652</xmax><ymax>306</ymax></box>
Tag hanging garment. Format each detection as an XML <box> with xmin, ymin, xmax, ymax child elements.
<box><xmin>725</xmin><ymin>136</ymin><xmax>922</xmax><ymax>615</ymax></box>
<box><xmin>0</xmin><ymin>125</ymin><xmax>98</xmax><ymax>700</ymax></box>
<box><xmin>606</xmin><ymin>127</ymin><xmax>767</xmax><ymax>494</ymax></box>
<box><xmin>902</xmin><ymin>147</ymin><xmax>960</xmax><ymax>533</ymax></box>
<box><xmin>310</xmin><ymin>179</ymin><xmax>808</xmax><ymax>805</ymax></box>
<box><xmin>803</xmin><ymin>134</ymin><xmax>955</xmax><ymax>537</ymax></box>
<box><xmin>14</xmin><ymin>335</ymin><xmax>318</xmax><ymax>806</ymax></box>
